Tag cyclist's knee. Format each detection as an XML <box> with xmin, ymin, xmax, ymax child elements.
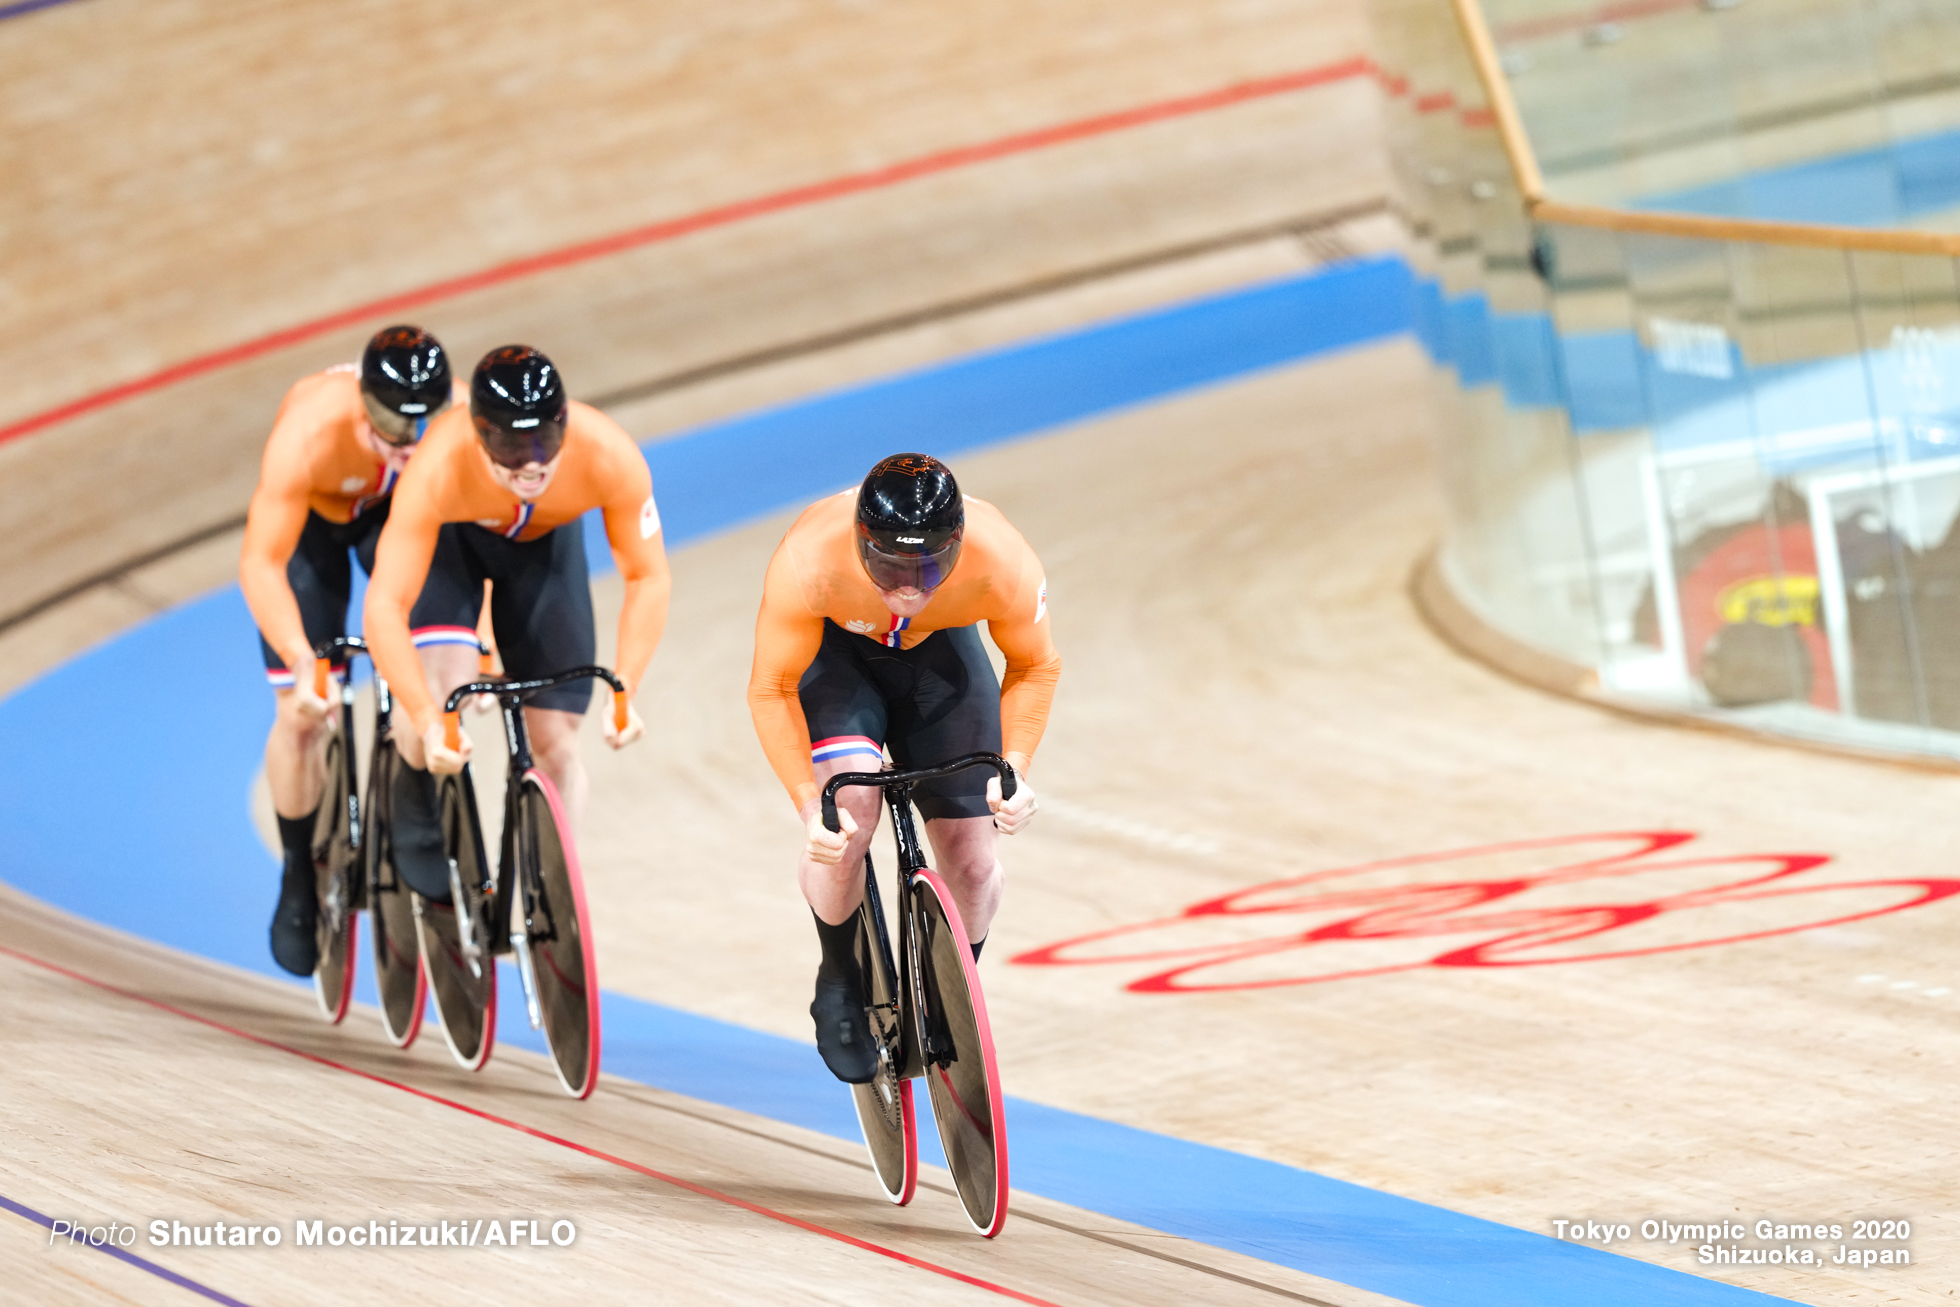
<box><xmin>272</xmin><ymin>691</ymin><xmax>330</xmax><ymax>741</ymax></box>
<box><xmin>928</xmin><ymin>816</ymin><xmax>1000</xmax><ymax>882</ymax></box>
<box><xmin>524</xmin><ymin>708</ymin><xmax>584</xmax><ymax>774</ymax></box>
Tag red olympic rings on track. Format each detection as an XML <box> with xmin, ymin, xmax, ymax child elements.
<box><xmin>1011</xmin><ymin>831</ymin><xmax>1960</xmax><ymax>994</ymax></box>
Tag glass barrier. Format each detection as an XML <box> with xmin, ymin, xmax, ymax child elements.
<box><xmin>1374</xmin><ymin>0</ymin><xmax>1960</xmax><ymax>761</ymax></box>
<box><xmin>1482</xmin><ymin>0</ymin><xmax>1960</xmax><ymax>227</ymax></box>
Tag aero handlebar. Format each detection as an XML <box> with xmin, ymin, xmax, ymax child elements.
<box><xmin>441</xmin><ymin>665</ymin><xmax>629</xmax><ymax>752</ymax></box>
<box><xmin>308</xmin><ymin>636</ymin><xmax>369</xmax><ymax>699</ymax></box>
<box><xmin>820</xmin><ymin>752</ymin><xmax>1018</xmax><ymax>833</ymax></box>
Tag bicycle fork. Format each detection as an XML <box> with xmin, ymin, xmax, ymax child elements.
<box><xmin>886</xmin><ymin>784</ymin><xmax>958</xmax><ymax>1072</ymax></box>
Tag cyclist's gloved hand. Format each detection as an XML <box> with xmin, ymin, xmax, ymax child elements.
<box><xmin>804</xmin><ymin>804</ymin><xmax>858</xmax><ymax>866</ymax></box>
<box><xmin>987</xmin><ymin>774</ymin><xmax>1038</xmax><ymax>835</ymax></box>
<box><xmin>603</xmin><ymin>700</ymin><xmax>646</xmax><ymax>751</ymax></box>
<box><xmin>283</xmin><ymin>656</ymin><xmax>333</xmax><ymax>725</ymax></box>
<box><xmin>420</xmin><ymin>719</ymin><xmax>472</xmax><ymax>776</ymax></box>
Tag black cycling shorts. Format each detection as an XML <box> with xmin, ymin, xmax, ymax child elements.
<box><xmin>258</xmin><ymin>504</ymin><xmax>399</xmax><ymax>686</ymax></box>
<box><xmin>798</xmin><ymin>619</ymin><xmax>1002</xmax><ymax>821</ymax></box>
<box><xmin>409</xmin><ymin>523</ymin><xmax>597</xmax><ymax>714</ymax></box>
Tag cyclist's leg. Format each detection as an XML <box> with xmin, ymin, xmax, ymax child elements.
<box><xmin>797</xmin><ymin>622</ymin><xmax>891</xmax><ymax>923</ymax></box>
<box><xmin>393</xmin><ymin>523</ymin><xmax>489</xmax><ymax>770</ymax></box>
<box><xmin>259</xmin><ymin>512</ymin><xmax>357</xmax><ymax>974</ymax></box>
<box><xmin>521</xmin><ymin>706</ymin><xmax>587</xmax><ymax>828</ymax></box>
<box><xmin>886</xmin><ymin>625</ymin><xmax>1004</xmax><ymax>948</ymax></box>
<box><xmin>798</xmin><ymin>622</ymin><xmax>891</xmax><ymax>1082</ymax></box>
<box><xmin>921</xmin><ymin>818</ymin><xmax>1003</xmax><ymax>949</ymax></box>
<box><xmin>262</xmin><ymin>512</ymin><xmax>352</xmax><ymax>819</ymax></box>
<box><xmin>387</xmin><ymin>524</ymin><xmax>485</xmax><ymax>900</ymax></box>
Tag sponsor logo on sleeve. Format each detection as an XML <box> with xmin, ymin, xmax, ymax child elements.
<box><xmin>639</xmin><ymin>495</ymin><xmax>661</xmax><ymax>540</ymax></box>
<box><xmin>1036</xmin><ymin>577</ymin><xmax>1048</xmax><ymax>623</ymax></box>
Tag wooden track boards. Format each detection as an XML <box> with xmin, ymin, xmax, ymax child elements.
<box><xmin>0</xmin><ymin>884</ymin><xmax>1404</xmax><ymax>1307</ymax></box>
<box><xmin>0</xmin><ymin>0</ymin><xmax>1380</xmax><ymax>623</ymax></box>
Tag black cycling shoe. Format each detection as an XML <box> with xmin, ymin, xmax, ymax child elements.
<box><xmin>269</xmin><ymin>857</ymin><xmax>319</xmax><ymax>976</ymax></box>
<box><xmin>390</xmin><ymin>763</ymin><xmax>452</xmax><ymax>903</ymax></box>
<box><xmin>810</xmin><ymin>972</ymin><xmax>878</xmax><ymax>1084</ymax></box>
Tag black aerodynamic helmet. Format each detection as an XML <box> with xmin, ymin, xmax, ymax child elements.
<box><xmin>855</xmin><ymin>453</ymin><xmax>964</xmax><ymax>593</ymax></box>
<box><xmin>359</xmin><ymin>325</ymin><xmax>452</xmax><ymax>445</ymax></box>
<box><xmin>470</xmin><ymin>345</ymin><xmax>568</xmax><ymax>469</ymax></box>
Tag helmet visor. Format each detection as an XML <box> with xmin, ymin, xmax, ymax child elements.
<box><xmin>362</xmin><ymin>391</ymin><xmax>448</xmax><ymax>446</ymax></box>
<box><xmin>473</xmin><ymin>410</ymin><xmax>566</xmax><ymax>470</ymax></box>
<box><xmin>857</xmin><ymin>525</ymin><xmax>963</xmax><ymax>593</ymax></box>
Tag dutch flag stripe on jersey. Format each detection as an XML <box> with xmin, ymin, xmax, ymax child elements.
<box><xmin>811</xmin><ymin>735</ymin><xmax>884</xmax><ymax>764</ymax></box>
<box><xmin>411</xmin><ymin>626</ymin><xmax>482</xmax><ymax>649</ymax></box>
<box><xmin>351</xmin><ymin>463</ymin><xmax>399</xmax><ymax>519</ymax></box>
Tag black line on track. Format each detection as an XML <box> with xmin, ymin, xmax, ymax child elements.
<box><xmin>602</xmin><ymin>1079</ymin><xmax>1345</xmax><ymax>1305</ymax></box>
<box><xmin>0</xmin><ymin>1192</ymin><xmax>256</xmax><ymax>1307</ymax></box>
<box><xmin>0</xmin><ymin>513</ymin><xmax>246</xmax><ymax>638</ymax></box>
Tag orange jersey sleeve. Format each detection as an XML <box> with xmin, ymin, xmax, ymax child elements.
<box><xmin>747</xmin><ymin>528</ymin><xmax>831</xmax><ymax>812</ymax></box>
<box><xmin>979</xmin><ymin>524</ymin><xmax>1059</xmax><ymax>765</ymax></box>
<box><xmin>579</xmin><ymin>408</ymin><xmax>670</xmax><ymax>697</ymax></box>
<box><xmin>239</xmin><ymin>370</ymin><xmax>364</xmax><ymax>674</ymax></box>
<box><xmin>746</xmin><ymin>495</ymin><xmax>1059</xmax><ymax>812</ymax></box>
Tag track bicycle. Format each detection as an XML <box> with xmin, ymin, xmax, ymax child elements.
<box><xmin>821</xmin><ymin>752</ymin><xmax>1015</xmax><ymax>1238</ymax></box>
<box><xmin>305</xmin><ymin>637</ymin><xmax>366</xmax><ymax>1025</ymax></box>
<box><xmin>305</xmin><ymin>635</ymin><xmax>438</xmax><ymax>1045</ymax></box>
<box><xmin>414</xmin><ymin>666</ymin><xmax>625</xmax><ymax>1099</ymax></box>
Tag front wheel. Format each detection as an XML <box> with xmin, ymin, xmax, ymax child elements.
<box><xmin>416</xmin><ymin>768</ymin><xmax>496</xmax><ymax>1072</ymax></box>
<box><xmin>365</xmin><ymin>739</ymin><xmax>426</xmax><ymax>1048</ymax></box>
<box><xmin>310</xmin><ymin>732</ymin><xmax>358</xmax><ymax>1024</ymax></box>
<box><xmin>850</xmin><ymin>865</ymin><xmax>917</xmax><ymax>1204</ymax></box>
<box><xmin>515</xmin><ymin>770</ymin><xmax>601</xmax><ymax>1099</ymax></box>
<box><xmin>911</xmin><ymin>870</ymin><xmax>1008</xmax><ymax>1237</ymax></box>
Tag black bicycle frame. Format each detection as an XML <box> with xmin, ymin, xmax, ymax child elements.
<box><xmin>310</xmin><ymin>636</ymin><xmax>369</xmax><ymax>857</ymax></box>
<box><xmin>821</xmin><ymin>752</ymin><xmax>1017</xmax><ymax>1073</ymax></box>
<box><xmin>440</xmin><ymin>666</ymin><xmax>626</xmax><ymax>1007</ymax></box>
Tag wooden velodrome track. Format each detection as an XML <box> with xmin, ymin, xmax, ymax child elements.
<box><xmin>3</xmin><ymin>1</ymin><xmax>1956</xmax><ymax>1305</ymax></box>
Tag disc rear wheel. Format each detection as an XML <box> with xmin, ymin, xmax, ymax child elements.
<box><xmin>417</xmin><ymin>769</ymin><xmax>496</xmax><ymax>1071</ymax></box>
<box><xmin>912</xmin><ymin>871</ymin><xmax>1008</xmax><ymax>1237</ymax></box>
<box><xmin>849</xmin><ymin>869</ymin><xmax>916</xmax><ymax>1204</ymax></box>
<box><xmin>516</xmin><ymin>771</ymin><xmax>601</xmax><ymax>1098</ymax></box>
<box><xmin>310</xmin><ymin>733</ymin><xmax>358</xmax><ymax>1024</ymax></box>
<box><xmin>365</xmin><ymin>741</ymin><xmax>426</xmax><ymax>1048</ymax></box>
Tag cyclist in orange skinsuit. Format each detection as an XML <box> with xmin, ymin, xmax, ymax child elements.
<box><xmin>748</xmin><ymin>453</ymin><xmax>1058</xmax><ymax>1081</ymax></box>
<box><xmin>363</xmin><ymin>345</ymin><xmax>670</xmax><ymax>901</ymax></box>
<box><xmin>240</xmin><ymin>325</ymin><xmax>460</xmax><ymax>976</ymax></box>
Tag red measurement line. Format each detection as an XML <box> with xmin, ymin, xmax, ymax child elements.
<box><xmin>0</xmin><ymin>940</ymin><xmax>1065</xmax><ymax>1307</ymax></box>
<box><xmin>0</xmin><ymin>57</ymin><xmax>1372</xmax><ymax>449</ymax></box>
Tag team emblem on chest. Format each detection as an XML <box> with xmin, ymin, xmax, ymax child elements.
<box><xmin>845</xmin><ymin>618</ymin><xmax>877</xmax><ymax>635</ymax></box>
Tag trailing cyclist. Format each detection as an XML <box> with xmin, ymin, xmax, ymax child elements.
<box><xmin>241</xmin><ymin>325</ymin><xmax>458</xmax><ymax>976</ymax></box>
<box><xmin>363</xmin><ymin>345</ymin><xmax>670</xmax><ymax>901</ymax></box>
<box><xmin>747</xmin><ymin>453</ymin><xmax>1058</xmax><ymax>1082</ymax></box>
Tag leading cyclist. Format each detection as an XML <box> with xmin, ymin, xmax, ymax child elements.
<box><xmin>242</xmin><ymin>325</ymin><xmax>458</xmax><ymax>976</ymax></box>
<box><xmin>363</xmin><ymin>345</ymin><xmax>671</xmax><ymax>900</ymax></box>
<box><xmin>747</xmin><ymin>453</ymin><xmax>1059</xmax><ymax>1082</ymax></box>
